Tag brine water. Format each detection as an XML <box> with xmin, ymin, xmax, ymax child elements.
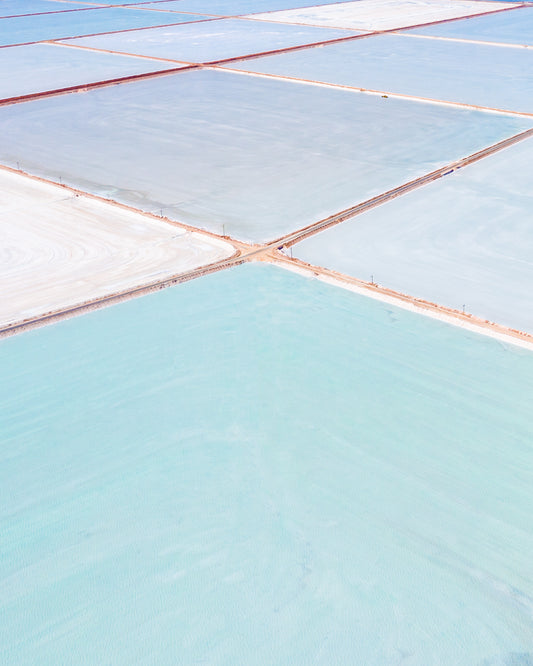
<box><xmin>2</xmin><ymin>264</ymin><xmax>532</xmax><ymax>665</ymax></box>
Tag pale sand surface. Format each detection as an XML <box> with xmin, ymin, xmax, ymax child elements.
<box><xmin>0</xmin><ymin>169</ymin><xmax>235</xmax><ymax>327</ymax></box>
<box><xmin>250</xmin><ymin>0</ymin><xmax>515</xmax><ymax>31</ymax></box>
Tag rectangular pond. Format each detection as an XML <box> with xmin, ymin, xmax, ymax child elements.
<box><xmin>1</xmin><ymin>263</ymin><xmax>533</xmax><ymax>665</ymax></box>
<box><xmin>0</xmin><ymin>43</ymin><xmax>185</xmax><ymax>101</ymax></box>
<box><xmin>225</xmin><ymin>32</ymin><xmax>533</xmax><ymax>114</ymax></box>
<box><xmin>66</xmin><ymin>18</ymin><xmax>359</xmax><ymax>63</ymax></box>
<box><xmin>0</xmin><ymin>68</ymin><xmax>529</xmax><ymax>243</ymax></box>
<box><xmin>0</xmin><ymin>0</ymin><xmax>95</xmax><ymax>17</ymax></box>
<box><xmin>0</xmin><ymin>6</ymin><xmax>211</xmax><ymax>46</ymax></box>
<box><xmin>293</xmin><ymin>136</ymin><xmax>533</xmax><ymax>334</ymax></box>
<box><xmin>408</xmin><ymin>6</ymin><xmax>533</xmax><ymax>45</ymax></box>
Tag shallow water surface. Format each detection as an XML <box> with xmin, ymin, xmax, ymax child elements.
<box><xmin>0</xmin><ymin>7</ymin><xmax>210</xmax><ymax>46</ymax></box>
<box><xmin>1</xmin><ymin>264</ymin><xmax>533</xmax><ymax>664</ymax></box>
<box><xmin>67</xmin><ymin>18</ymin><xmax>357</xmax><ymax>63</ymax></box>
<box><xmin>294</xmin><ymin>136</ymin><xmax>533</xmax><ymax>333</ymax></box>
<box><xmin>0</xmin><ymin>43</ymin><xmax>182</xmax><ymax>100</ymax></box>
<box><xmin>0</xmin><ymin>0</ymin><xmax>95</xmax><ymax>17</ymax></box>
<box><xmin>0</xmin><ymin>68</ymin><xmax>529</xmax><ymax>242</ymax></box>
<box><xmin>409</xmin><ymin>6</ymin><xmax>533</xmax><ymax>45</ymax></box>
<box><xmin>226</xmin><ymin>32</ymin><xmax>533</xmax><ymax>113</ymax></box>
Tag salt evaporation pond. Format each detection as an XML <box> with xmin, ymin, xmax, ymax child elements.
<box><xmin>226</xmin><ymin>32</ymin><xmax>533</xmax><ymax>114</ymax></box>
<box><xmin>0</xmin><ymin>0</ymin><xmax>95</xmax><ymax>17</ymax></box>
<box><xmin>409</xmin><ymin>6</ymin><xmax>533</xmax><ymax>45</ymax></box>
<box><xmin>66</xmin><ymin>18</ymin><xmax>357</xmax><ymax>64</ymax></box>
<box><xmin>0</xmin><ymin>7</ymin><xmax>210</xmax><ymax>46</ymax></box>
<box><xmin>0</xmin><ymin>68</ymin><xmax>529</xmax><ymax>242</ymax></box>
<box><xmin>2</xmin><ymin>264</ymin><xmax>533</xmax><ymax>665</ymax></box>
<box><xmin>0</xmin><ymin>43</ymin><xmax>184</xmax><ymax>101</ymax></box>
<box><xmin>293</xmin><ymin>136</ymin><xmax>533</xmax><ymax>334</ymax></box>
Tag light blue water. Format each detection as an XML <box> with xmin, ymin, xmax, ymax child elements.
<box><xmin>409</xmin><ymin>6</ymin><xmax>533</xmax><ymax>45</ymax></box>
<box><xmin>0</xmin><ymin>43</ymin><xmax>183</xmax><ymax>100</ymax></box>
<box><xmin>0</xmin><ymin>68</ymin><xmax>529</xmax><ymax>243</ymax></box>
<box><xmin>294</xmin><ymin>136</ymin><xmax>533</xmax><ymax>334</ymax></box>
<box><xmin>0</xmin><ymin>7</ymin><xmax>210</xmax><ymax>46</ymax></box>
<box><xmin>1</xmin><ymin>263</ymin><xmax>533</xmax><ymax>665</ymax></box>
<box><xmin>68</xmin><ymin>18</ymin><xmax>357</xmax><ymax>63</ymax></box>
<box><xmin>76</xmin><ymin>0</ymin><xmax>157</xmax><ymax>3</ymax></box>
<box><xmin>0</xmin><ymin>0</ymin><xmax>95</xmax><ymax>17</ymax></box>
<box><xmin>226</xmin><ymin>33</ymin><xmax>533</xmax><ymax>114</ymax></box>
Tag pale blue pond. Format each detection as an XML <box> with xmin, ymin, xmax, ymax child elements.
<box><xmin>0</xmin><ymin>6</ymin><xmax>211</xmax><ymax>46</ymax></box>
<box><xmin>409</xmin><ymin>6</ymin><xmax>533</xmax><ymax>46</ymax></box>
<box><xmin>67</xmin><ymin>18</ymin><xmax>357</xmax><ymax>63</ymax></box>
<box><xmin>1</xmin><ymin>263</ymin><xmax>533</xmax><ymax>665</ymax></box>
<box><xmin>0</xmin><ymin>43</ymin><xmax>184</xmax><ymax>100</ymax></box>
<box><xmin>225</xmin><ymin>32</ymin><xmax>533</xmax><ymax>113</ymax></box>
<box><xmin>0</xmin><ymin>0</ymin><xmax>94</xmax><ymax>17</ymax></box>
<box><xmin>294</xmin><ymin>136</ymin><xmax>533</xmax><ymax>334</ymax></box>
<box><xmin>0</xmin><ymin>68</ymin><xmax>529</xmax><ymax>243</ymax></box>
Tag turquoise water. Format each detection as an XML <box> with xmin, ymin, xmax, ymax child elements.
<box><xmin>1</xmin><ymin>263</ymin><xmax>533</xmax><ymax>664</ymax></box>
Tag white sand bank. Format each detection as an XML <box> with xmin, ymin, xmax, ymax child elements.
<box><xmin>250</xmin><ymin>0</ymin><xmax>515</xmax><ymax>32</ymax></box>
<box><xmin>0</xmin><ymin>169</ymin><xmax>235</xmax><ymax>327</ymax></box>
